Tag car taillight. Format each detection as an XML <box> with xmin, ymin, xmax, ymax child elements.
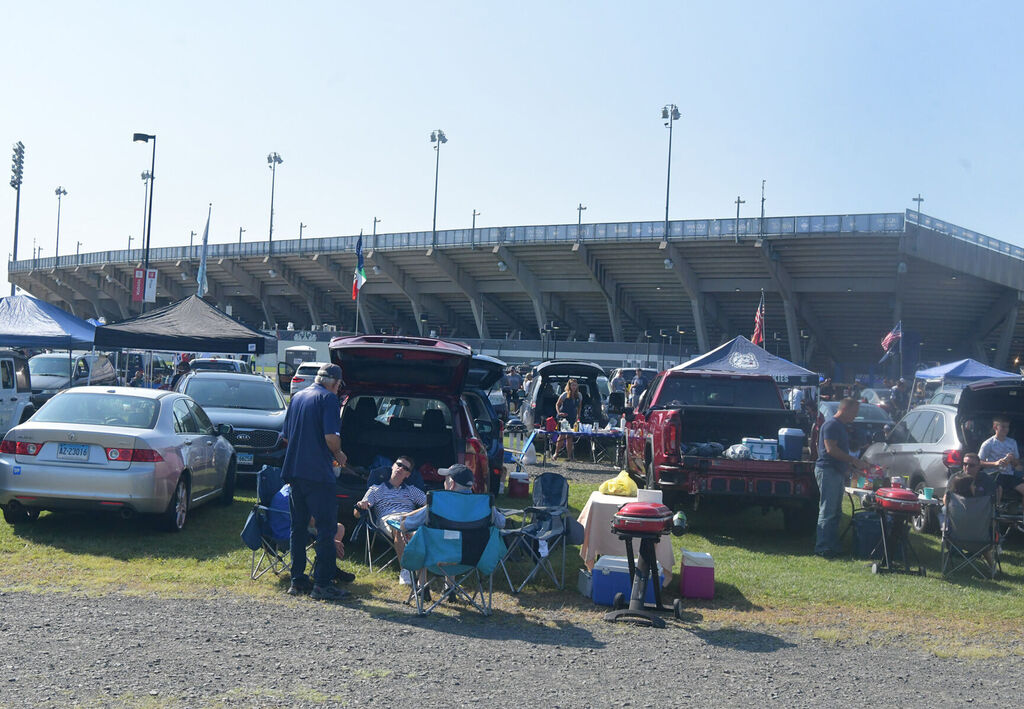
<box><xmin>292</xmin><ymin>377</ymin><xmax>305</xmax><ymax>383</ymax></box>
<box><xmin>106</xmin><ymin>447</ymin><xmax>164</xmax><ymax>462</ymax></box>
<box><xmin>943</xmin><ymin>449</ymin><xmax>963</xmax><ymax>467</ymax></box>
<box><xmin>663</xmin><ymin>412</ymin><xmax>679</xmax><ymax>456</ymax></box>
<box><xmin>1</xmin><ymin>440</ymin><xmax>41</xmax><ymax>456</ymax></box>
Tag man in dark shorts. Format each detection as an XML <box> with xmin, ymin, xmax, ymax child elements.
<box><xmin>282</xmin><ymin>363</ymin><xmax>351</xmax><ymax>601</ymax></box>
<box><xmin>814</xmin><ymin>397</ymin><xmax>870</xmax><ymax>558</ymax></box>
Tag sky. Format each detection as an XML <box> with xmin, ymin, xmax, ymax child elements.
<box><xmin>3</xmin><ymin>1</ymin><xmax>1022</xmax><ymax>292</ymax></box>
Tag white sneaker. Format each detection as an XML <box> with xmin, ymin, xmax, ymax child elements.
<box><xmin>399</xmin><ymin>569</ymin><xmax>412</xmax><ymax>586</ymax></box>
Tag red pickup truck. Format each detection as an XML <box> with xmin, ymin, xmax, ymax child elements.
<box><xmin>623</xmin><ymin>370</ymin><xmax>818</xmax><ymax>533</ymax></box>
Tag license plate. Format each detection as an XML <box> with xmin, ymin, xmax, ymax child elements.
<box><xmin>57</xmin><ymin>443</ymin><xmax>90</xmax><ymax>461</ymax></box>
<box><xmin>238</xmin><ymin>453</ymin><xmax>254</xmax><ymax>466</ymax></box>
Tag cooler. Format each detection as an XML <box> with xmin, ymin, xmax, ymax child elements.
<box><xmin>778</xmin><ymin>428</ymin><xmax>805</xmax><ymax>461</ymax></box>
<box><xmin>852</xmin><ymin>510</ymin><xmax>882</xmax><ymax>559</ymax></box>
<box><xmin>508</xmin><ymin>472</ymin><xmax>530</xmax><ymax>498</ymax></box>
<box><xmin>680</xmin><ymin>550</ymin><xmax>715</xmax><ymax>599</ymax></box>
<box><xmin>741</xmin><ymin>437</ymin><xmax>778</xmax><ymax>461</ymax></box>
<box><xmin>591</xmin><ymin>555</ymin><xmax>664</xmax><ymax>606</ymax></box>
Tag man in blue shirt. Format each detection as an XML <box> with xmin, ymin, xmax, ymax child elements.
<box><xmin>282</xmin><ymin>363</ymin><xmax>350</xmax><ymax>601</ymax></box>
<box><xmin>815</xmin><ymin>397</ymin><xmax>870</xmax><ymax>558</ymax></box>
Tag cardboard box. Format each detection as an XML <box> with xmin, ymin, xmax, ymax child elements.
<box><xmin>680</xmin><ymin>550</ymin><xmax>715</xmax><ymax>599</ymax></box>
<box><xmin>591</xmin><ymin>555</ymin><xmax>664</xmax><ymax>606</ymax></box>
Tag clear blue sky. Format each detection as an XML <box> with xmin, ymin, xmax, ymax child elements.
<box><xmin>3</xmin><ymin>1</ymin><xmax>1021</xmax><ymax>292</ymax></box>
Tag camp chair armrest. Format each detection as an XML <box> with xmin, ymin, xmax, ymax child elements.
<box><xmin>497</xmin><ymin>507</ymin><xmax>527</xmax><ymax>518</ymax></box>
<box><xmin>523</xmin><ymin>505</ymin><xmax>569</xmax><ymax>515</ymax></box>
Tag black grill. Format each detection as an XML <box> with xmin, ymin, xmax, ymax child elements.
<box><xmin>228</xmin><ymin>429</ymin><xmax>279</xmax><ymax>449</ymax></box>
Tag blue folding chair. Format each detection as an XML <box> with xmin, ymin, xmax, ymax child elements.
<box><xmin>499</xmin><ymin>472</ymin><xmax>571</xmax><ymax>593</ymax></box>
<box><xmin>240</xmin><ymin>466</ymin><xmax>294</xmax><ymax>580</ymax></box>
<box><xmin>400</xmin><ymin>491</ymin><xmax>507</xmax><ymax>617</ymax></box>
<box><xmin>348</xmin><ymin>462</ymin><xmax>427</xmax><ymax>573</ymax></box>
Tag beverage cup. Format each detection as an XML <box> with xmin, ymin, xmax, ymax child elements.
<box><xmin>922</xmin><ymin>487</ymin><xmax>934</xmax><ymax>500</ymax></box>
<box><xmin>857</xmin><ymin>476</ymin><xmax>866</xmax><ymax>488</ymax></box>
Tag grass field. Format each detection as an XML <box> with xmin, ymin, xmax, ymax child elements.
<box><xmin>2</xmin><ymin>474</ymin><xmax>1023</xmax><ymax>652</ymax></box>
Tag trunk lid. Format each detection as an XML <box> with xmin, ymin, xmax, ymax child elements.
<box><xmin>8</xmin><ymin>422</ymin><xmax>138</xmax><ymax>470</ymax></box>
<box><xmin>330</xmin><ymin>335</ymin><xmax>472</xmax><ymax>396</ymax></box>
<box><xmin>466</xmin><ymin>354</ymin><xmax>507</xmax><ymax>391</ymax></box>
<box><xmin>956</xmin><ymin>377</ymin><xmax>1024</xmax><ymax>448</ymax></box>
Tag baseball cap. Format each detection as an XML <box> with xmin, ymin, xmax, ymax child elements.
<box><xmin>438</xmin><ymin>464</ymin><xmax>474</xmax><ymax>487</ymax></box>
<box><xmin>317</xmin><ymin>363</ymin><xmax>344</xmax><ymax>383</ymax></box>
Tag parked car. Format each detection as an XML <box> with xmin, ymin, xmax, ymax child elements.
<box><xmin>175</xmin><ymin>371</ymin><xmax>286</xmax><ymax>476</ymax></box>
<box><xmin>0</xmin><ymin>349</ymin><xmax>35</xmax><ymax>435</ymax></box>
<box><xmin>330</xmin><ymin>334</ymin><xmax>490</xmax><ymax>495</ymax></box>
<box><xmin>518</xmin><ymin>360</ymin><xmax>608</xmax><ymax>429</ymax></box>
<box><xmin>0</xmin><ymin>387</ymin><xmax>236</xmax><ymax>530</ymax></box>
<box><xmin>928</xmin><ymin>386</ymin><xmax>963</xmax><ymax>406</ymax></box>
<box><xmin>809</xmin><ymin>401</ymin><xmax>893</xmax><ymax>461</ymax></box>
<box><xmin>189</xmin><ymin>358</ymin><xmax>251</xmax><ymax>374</ymax></box>
<box><xmin>463</xmin><ymin>354</ymin><xmax>507</xmax><ymax>493</ymax></box>
<box><xmin>28</xmin><ymin>352</ymin><xmax>118</xmax><ymax>407</ymax></box>
<box><xmin>289</xmin><ymin>361</ymin><xmax>330</xmax><ymax>397</ymax></box>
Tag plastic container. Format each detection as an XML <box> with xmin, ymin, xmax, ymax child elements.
<box><xmin>680</xmin><ymin>550</ymin><xmax>715</xmax><ymax>599</ymax></box>
<box><xmin>777</xmin><ymin>428</ymin><xmax>805</xmax><ymax>461</ymax></box>
<box><xmin>852</xmin><ymin>510</ymin><xmax>882</xmax><ymax>559</ymax></box>
<box><xmin>591</xmin><ymin>556</ymin><xmax>664</xmax><ymax>606</ymax></box>
<box><xmin>577</xmin><ymin>568</ymin><xmax>593</xmax><ymax>598</ymax></box>
<box><xmin>741</xmin><ymin>437</ymin><xmax>779</xmax><ymax>461</ymax></box>
<box><xmin>508</xmin><ymin>472</ymin><xmax>530</xmax><ymax>498</ymax></box>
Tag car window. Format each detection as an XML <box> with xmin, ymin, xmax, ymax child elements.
<box><xmin>29</xmin><ymin>356</ymin><xmax>72</xmax><ymax>378</ymax></box>
<box><xmin>463</xmin><ymin>393</ymin><xmax>486</xmax><ymax>420</ymax></box>
<box><xmin>0</xmin><ymin>360</ymin><xmax>13</xmax><ymax>390</ymax></box>
<box><xmin>655</xmin><ymin>376</ymin><xmax>781</xmax><ymax>409</ymax></box>
<box><xmin>923</xmin><ymin>412</ymin><xmax>945</xmax><ymax>444</ymax></box>
<box><xmin>172</xmin><ymin>398</ymin><xmax>200</xmax><ymax>434</ymax></box>
<box><xmin>296</xmin><ymin>365</ymin><xmax>321</xmax><ymax>376</ymax></box>
<box><xmin>852</xmin><ymin>404</ymin><xmax>891</xmax><ymax>422</ymax></box>
<box><xmin>638</xmin><ymin>374</ymin><xmax>663</xmax><ymax>410</ymax></box>
<box><xmin>74</xmin><ymin>359</ymin><xmax>90</xmax><ymax>378</ymax></box>
<box><xmin>888</xmin><ymin>412</ymin><xmax>919</xmax><ymax>444</ymax></box>
<box><xmin>186</xmin><ymin>400</ymin><xmax>216</xmax><ymax>435</ymax></box>
<box><xmin>184</xmin><ymin>378</ymin><xmax>285</xmax><ymax>411</ymax></box>
<box><xmin>34</xmin><ymin>393</ymin><xmax>159</xmax><ymax>429</ymax></box>
<box><xmin>907</xmin><ymin>412</ymin><xmax>936</xmax><ymax>444</ymax></box>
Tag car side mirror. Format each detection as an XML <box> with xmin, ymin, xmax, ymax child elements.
<box><xmin>474</xmin><ymin>418</ymin><xmax>494</xmax><ymax>436</ymax></box>
<box><xmin>217</xmin><ymin>423</ymin><xmax>233</xmax><ymax>437</ymax></box>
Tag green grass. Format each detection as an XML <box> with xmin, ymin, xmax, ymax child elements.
<box><xmin>2</xmin><ymin>477</ymin><xmax>1024</xmax><ymax>647</ymax></box>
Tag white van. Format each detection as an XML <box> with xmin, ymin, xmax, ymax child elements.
<box><xmin>0</xmin><ymin>349</ymin><xmax>35</xmax><ymax>435</ymax></box>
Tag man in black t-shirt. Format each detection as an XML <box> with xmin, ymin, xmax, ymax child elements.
<box><xmin>945</xmin><ymin>453</ymin><xmax>996</xmax><ymax>501</ymax></box>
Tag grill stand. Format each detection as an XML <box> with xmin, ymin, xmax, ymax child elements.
<box><xmin>871</xmin><ymin>510</ymin><xmax>925</xmax><ymax>576</ymax></box>
<box><xmin>603</xmin><ymin>532</ymin><xmax>671</xmax><ymax>628</ymax></box>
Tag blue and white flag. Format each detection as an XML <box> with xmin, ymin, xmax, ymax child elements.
<box><xmin>197</xmin><ymin>204</ymin><xmax>211</xmax><ymax>297</ymax></box>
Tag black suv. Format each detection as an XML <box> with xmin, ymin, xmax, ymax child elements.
<box><xmin>174</xmin><ymin>371</ymin><xmax>287</xmax><ymax>476</ymax></box>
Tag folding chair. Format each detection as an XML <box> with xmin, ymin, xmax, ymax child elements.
<box><xmin>941</xmin><ymin>492</ymin><xmax>1000</xmax><ymax>579</ymax></box>
<box><xmin>399</xmin><ymin>490</ymin><xmax>506</xmax><ymax>617</ymax></box>
<box><xmin>347</xmin><ymin>463</ymin><xmax>426</xmax><ymax>573</ymax></box>
<box><xmin>499</xmin><ymin>472</ymin><xmax>570</xmax><ymax>593</ymax></box>
<box><xmin>239</xmin><ymin>466</ymin><xmax>295</xmax><ymax>580</ymax></box>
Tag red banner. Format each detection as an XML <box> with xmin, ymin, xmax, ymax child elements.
<box><xmin>132</xmin><ymin>269</ymin><xmax>145</xmax><ymax>303</ymax></box>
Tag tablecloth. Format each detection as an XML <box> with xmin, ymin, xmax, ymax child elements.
<box><xmin>577</xmin><ymin>491</ymin><xmax>676</xmax><ymax>586</ymax></box>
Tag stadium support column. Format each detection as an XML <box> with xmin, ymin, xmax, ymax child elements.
<box><xmin>994</xmin><ymin>294</ymin><xmax>1022</xmax><ymax>369</ymax></box>
<box><xmin>782</xmin><ymin>299</ymin><xmax>802</xmax><ymax>365</ymax></box>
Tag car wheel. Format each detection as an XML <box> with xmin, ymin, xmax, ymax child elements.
<box><xmin>612</xmin><ymin>592</ymin><xmax>627</xmax><ymax>610</ymax></box>
<box><xmin>912</xmin><ymin>481</ymin><xmax>938</xmax><ymax>534</ymax></box>
<box><xmin>2</xmin><ymin>504</ymin><xmax>38</xmax><ymax>525</ymax></box>
<box><xmin>219</xmin><ymin>459</ymin><xmax>237</xmax><ymax>506</ymax></box>
<box><xmin>161</xmin><ymin>476</ymin><xmax>189</xmax><ymax>532</ymax></box>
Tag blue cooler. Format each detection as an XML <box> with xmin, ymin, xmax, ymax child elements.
<box><xmin>778</xmin><ymin>428</ymin><xmax>805</xmax><ymax>461</ymax></box>
<box><xmin>591</xmin><ymin>556</ymin><xmax>664</xmax><ymax>606</ymax></box>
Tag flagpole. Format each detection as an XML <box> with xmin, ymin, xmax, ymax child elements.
<box><xmin>353</xmin><ymin>229</ymin><xmax>363</xmax><ymax>334</ymax></box>
<box><xmin>898</xmin><ymin>320</ymin><xmax>903</xmax><ymax>380</ymax></box>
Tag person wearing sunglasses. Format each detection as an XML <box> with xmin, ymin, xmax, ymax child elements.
<box><xmin>356</xmin><ymin>455</ymin><xmax>425</xmax><ymax>582</ymax></box>
<box><xmin>945</xmin><ymin>452</ymin><xmax>996</xmax><ymax>502</ymax></box>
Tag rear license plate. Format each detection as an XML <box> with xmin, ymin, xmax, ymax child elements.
<box><xmin>57</xmin><ymin>443</ymin><xmax>90</xmax><ymax>461</ymax></box>
<box><xmin>238</xmin><ymin>453</ymin><xmax>254</xmax><ymax>466</ymax></box>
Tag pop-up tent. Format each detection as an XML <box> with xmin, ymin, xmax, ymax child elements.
<box><xmin>914</xmin><ymin>358</ymin><xmax>1018</xmax><ymax>385</ymax></box>
<box><xmin>94</xmin><ymin>295</ymin><xmax>276</xmax><ymax>354</ymax></box>
<box><xmin>0</xmin><ymin>295</ymin><xmax>96</xmax><ymax>349</ymax></box>
<box><xmin>671</xmin><ymin>335</ymin><xmax>818</xmax><ymax>385</ymax></box>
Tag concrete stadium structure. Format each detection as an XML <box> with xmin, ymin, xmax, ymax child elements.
<box><xmin>9</xmin><ymin>209</ymin><xmax>1024</xmax><ymax>377</ymax></box>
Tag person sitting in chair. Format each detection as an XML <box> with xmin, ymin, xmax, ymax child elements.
<box><xmin>270</xmin><ymin>483</ymin><xmax>355</xmax><ymax>585</ymax></box>
<box><xmin>399</xmin><ymin>464</ymin><xmax>505</xmax><ymax>531</ymax></box>
<box><xmin>979</xmin><ymin>417</ymin><xmax>1024</xmax><ymax>503</ymax></box>
<box><xmin>356</xmin><ymin>455</ymin><xmax>426</xmax><ymax>584</ymax></box>
<box><xmin>944</xmin><ymin>453</ymin><xmax>996</xmax><ymax>502</ymax></box>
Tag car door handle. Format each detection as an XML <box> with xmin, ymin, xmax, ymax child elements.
<box><xmin>183</xmin><ymin>439</ymin><xmax>193</xmax><ymax>446</ymax></box>
<box><xmin>206</xmin><ymin>440</ymin><xmax>214</xmax><ymax>446</ymax></box>
<box><xmin>9</xmin><ymin>397</ymin><xmax>16</xmax><ymax>402</ymax></box>
<box><xmin>916</xmin><ymin>449</ymin><xmax>923</xmax><ymax>454</ymax></box>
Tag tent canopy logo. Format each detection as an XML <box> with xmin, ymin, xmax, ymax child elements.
<box><xmin>728</xmin><ymin>352</ymin><xmax>759</xmax><ymax>369</ymax></box>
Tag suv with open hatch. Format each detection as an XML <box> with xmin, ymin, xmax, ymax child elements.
<box><xmin>518</xmin><ymin>359</ymin><xmax>608</xmax><ymax>429</ymax></box>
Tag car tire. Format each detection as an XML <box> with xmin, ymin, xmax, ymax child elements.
<box><xmin>912</xmin><ymin>481</ymin><xmax>938</xmax><ymax>534</ymax></box>
<box><xmin>160</xmin><ymin>476</ymin><xmax>189</xmax><ymax>532</ymax></box>
<box><xmin>2</xmin><ymin>504</ymin><xmax>38</xmax><ymax>525</ymax></box>
<box><xmin>219</xmin><ymin>459</ymin><xmax>237</xmax><ymax>507</ymax></box>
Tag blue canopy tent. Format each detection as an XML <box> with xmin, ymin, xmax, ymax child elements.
<box><xmin>914</xmin><ymin>358</ymin><xmax>1018</xmax><ymax>384</ymax></box>
<box><xmin>670</xmin><ymin>335</ymin><xmax>818</xmax><ymax>385</ymax></box>
<box><xmin>0</xmin><ymin>295</ymin><xmax>96</xmax><ymax>349</ymax></box>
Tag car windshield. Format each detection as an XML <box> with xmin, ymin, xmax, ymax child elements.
<box><xmin>184</xmin><ymin>378</ymin><xmax>285</xmax><ymax>410</ymax></box>
<box><xmin>296</xmin><ymin>365</ymin><xmax>321</xmax><ymax>376</ymax></box>
<box><xmin>191</xmin><ymin>360</ymin><xmax>243</xmax><ymax>372</ymax></box>
<box><xmin>34</xmin><ymin>393</ymin><xmax>159</xmax><ymax>428</ymax></box>
<box><xmin>655</xmin><ymin>377</ymin><xmax>782</xmax><ymax>409</ymax></box>
<box><xmin>29</xmin><ymin>357</ymin><xmax>72</xmax><ymax>377</ymax></box>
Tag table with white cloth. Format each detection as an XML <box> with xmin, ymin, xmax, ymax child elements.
<box><xmin>577</xmin><ymin>491</ymin><xmax>676</xmax><ymax>586</ymax></box>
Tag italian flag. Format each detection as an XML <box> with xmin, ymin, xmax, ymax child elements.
<box><xmin>352</xmin><ymin>233</ymin><xmax>366</xmax><ymax>300</ymax></box>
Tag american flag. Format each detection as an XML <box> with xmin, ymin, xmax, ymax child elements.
<box><xmin>881</xmin><ymin>321</ymin><xmax>902</xmax><ymax>351</ymax></box>
<box><xmin>752</xmin><ymin>290</ymin><xmax>765</xmax><ymax>346</ymax></box>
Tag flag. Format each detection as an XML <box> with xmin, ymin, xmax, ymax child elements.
<box><xmin>352</xmin><ymin>231</ymin><xmax>366</xmax><ymax>300</ymax></box>
<box><xmin>881</xmin><ymin>321</ymin><xmax>902</xmax><ymax>352</ymax></box>
<box><xmin>752</xmin><ymin>290</ymin><xmax>765</xmax><ymax>346</ymax></box>
<box><xmin>196</xmin><ymin>203</ymin><xmax>211</xmax><ymax>298</ymax></box>
<box><xmin>878</xmin><ymin>348</ymin><xmax>896</xmax><ymax>365</ymax></box>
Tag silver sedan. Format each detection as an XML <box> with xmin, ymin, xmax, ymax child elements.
<box><xmin>0</xmin><ymin>387</ymin><xmax>237</xmax><ymax>531</ymax></box>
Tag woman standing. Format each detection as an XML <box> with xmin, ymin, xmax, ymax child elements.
<box><xmin>554</xmin><ymin>379</ymin><xmax>582</xmax><ymax>462</ymax></box>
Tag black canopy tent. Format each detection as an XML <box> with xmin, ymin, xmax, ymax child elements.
<box><xmin>93</xmin><ymin>296</ymin><xmax>276</xmax><ymax>354</ymax></box>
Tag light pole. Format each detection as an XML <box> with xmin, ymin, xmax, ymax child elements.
<box><xmin>299</xmin><ymin>222</ymin><xmax>307</xmax><ymax>242</ymax></box>
<box><xmin>550</xmin><ymin>321</ymin><xmax>560</xmax><ymax>359</ymax></box>
<box><xmin>429</xmin><ymin>129</ymin><xmax>447</xmax><ymax>247</ymax></box>
<box><xmin>659</xmin><ymin>328</ymin><xmax>669</xmax><ymax>370</ymax></box>
<box><xmin>75</xmin><ymin>240</ymin><xmax>82</xmax><ymax>264</ymax></box>
<box><xmin>9</xmin><ymin>141</ymin><xmax>25</xmax><ymax>295</ymax></box>
<box><xmin>677</xmin><ymin>326</ymin><xmax>686</xmax><ymax>362</ymax></box>
<box><xmin>127</xmin><ymin>234</ymin><xmax>133</xmax><ymax>253</ymax></box>
<box><xmin>913</xmin><ymin>193</ymin><xmax>924</xmax><ymax>227</ymax></box>
<box><xmin>372</xmin><ymin>216</ymin><xmax>381</xmax><ymax>250</ymax></box>
<box><xmin>267</xmin><ymin>152</ymin><xmax>283</xmax><ymax>253</ymax></box>
<box><xmin>238</xmin><ymin>226</ymin><xmax>246</xmax><ymax>245</ymax></box>
<box><xmin>576</xmin><ymin>203</ymin><xmax>587</xmax><ymax>241</ymax></box>
<box><xmin>54</xmin><ymin>186</ymin><xmax>67</xmax><ymax>259</ymax></box>
<box><xmin>189</xmin><ymin>230</ymin><xmax>196</xmax><ymax>250</ymax></box>
<box><xmin>471</xmin><ymin>209</ymin><xmax>480</xmax><ymax>249</ymax></box>
<box><xmin>133</xmin><ymin>132</ymin><xmax>156</xmax><ymax>312</ymax></box>
<box><xmin>734</xmin><ymin>195</ymin><xmax>745</xmax><ymax>244</ymax></box>
<box><xmin>661</xmin><ymin>104</ymin><xmax>680</xmax><ymax>239</ymax></box>
<box><xmin>644</xmin><ymin>330</ymin><xmax>652</xmax><ymax>367</ymax></box>
<box><xmin>140</xmin><ymin>170</ymin><xmax>152</xmax><ymax>256</ymax></box>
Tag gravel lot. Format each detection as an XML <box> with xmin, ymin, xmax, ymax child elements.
<box><xmin>0</xmin><ymin>589</ymin><xmax>1019</xmax><ymax>708</ymax></box>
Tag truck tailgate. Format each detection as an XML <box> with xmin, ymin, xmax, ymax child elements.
<box><xmin>676</xmin><ymin>455</ymin><xmax>815</xmax><ymax>497</ymax></box>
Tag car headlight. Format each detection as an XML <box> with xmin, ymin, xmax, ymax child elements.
<box><xmin>40</xmin><ymin>388</ymin><xmax>57</xmax><ymax>395</ymax></box>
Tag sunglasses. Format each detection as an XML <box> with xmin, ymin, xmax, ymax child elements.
<box><xmin>964</xmin><ymin>462</ymin><xmax>981</xmax><ymax>468</ymax></box>
<box><xmin>395</xmin><ymin>461</ymin><xmax>411</xmax><ymax>472</ymax></box>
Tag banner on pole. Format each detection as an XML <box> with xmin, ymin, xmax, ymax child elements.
<box><xmin>144</xmin><ymin>269</ymin><xmax>158</xmax><ymax>303</ymax></box>
<box><xmin>132</xmin><ymin>269</ymin><xmax>145</xmax><ymax>302</ymax></box>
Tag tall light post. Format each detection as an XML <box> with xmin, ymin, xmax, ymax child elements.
<box><xmin>189</xmin><ymin>230</ymin><xmax>196</xmax><ymax>250</ymax></box>
<box><xmin>139</xmin><ymin>169</ymin><xmax>152</xmax><ymax>258</ymax></box>
<box><xmin>576</xmin><ymin>203</ymin><xmax>587</xmax><ymax>241</ymax></box>
<box><xmin>127</xmin><ymin>234</ymin><xmax>133</xmax><ymax>253</ymax></box>
<box><xmin>75</xmin><ymin>240</ymin><xmax>82</xmax><ymax>264</ymax></box>
<box><xmin>734</xmin><ymin>195</ymin><xmax>745</xmax><ymax>244</ymax></box>
<box><xmin>912</xmin><ymin>193</ymin><xmax>924</xmax><ymax>227</ymax></box>
<box><xmin>9</xmin><ymin>141</ymin><xmax>25</xmax><ymax>295</ymax></box>
<box><xmin>54</xmin><ymin>186</ymin><xmax>67</xmax><ymax>258</ymax></box>
<box><xmin>471</xmin><ymin>209</ymin><xmax>480</xmax><ymax>249</ymax></box>
<box><xmin>661</xmin><ymin>104</ymin><xmax>680</xmax><ymax>240</ymax></box>
<box><xmin>238</xmin><ymin>227</ymin><xmax>246</xmax><ymax>246</ymax></box>
<box><xmin>133</xmin><ymin>132</ymin><xmax>157</xmax><ymax>312</ymax></box>
<box><xmin>429</xmin><ymin>130</ymin><xmax>447</xmax><ymax>247</ymax></box>
<box><xmin>644</xmin><ymin>330</ymin><xmax>652</xmax><ymax>367</ymax></box>
<box><xmin>550</xmin><ymin>321</ymin><xmax>560</xmax><ymax>359</ymax></box>
<box><xmin>372</xmin><ymin>216</ymin><xmax>381</xmax><ymax>250</ymax></box>
<box><xmin>299</xmin><ymin>222</ymin><xmax>307</xmax><ymax>242</ymax></box>
<box><xmin>659</xmin><ymin>328</ymin><xmax>669</xmax><ymax>370</ymax></box>
<box><xmin>267</xmin><ymin>152</ymin><xmax>283</xmax><ymax>253</ymax></box>
<box><xmin>677</xmin><ymin>325</ymin><xmax>686</xmax><ymax>362</ymax></box>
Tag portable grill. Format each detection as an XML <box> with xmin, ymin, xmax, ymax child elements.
<box><xmin>604</xmin><ymin>501</ymin><xmax>681</xmax><ymax>627</ymax></box>
<box><xmin>864</xmin><ymin>486</ymin><xmax>926</xmax><ymax>576</ymax></box>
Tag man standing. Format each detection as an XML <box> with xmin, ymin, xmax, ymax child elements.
<box><xmin>282</xmin><ymin>363</ymin><xmax>350</xmax><ymax>601</ymax></box>
<box><xmin>979</xmin><ymin>416</ymin><xmax>1024</xmax><ymax>500</ymax></box>
<box><xmin>814</xmin><ymin>397</ymin><xmax>870</xmax><ymax>558</ymax></box>
<box><xmin>629</xmin><ymin>368</ymin><xmax>649</xmax><ymax>408</ymax></box>
<box><xmin>788</xmin><ymin>386</ymin><xmax>804</xmax><ymax>412</ymax></box>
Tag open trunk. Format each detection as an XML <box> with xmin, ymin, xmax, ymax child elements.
<box><xmin>675</xmin><ymin>406</ymin><xmax>800</xmax><ymax>449</ymax></box>
<box><xmin>339</xmin><ymin>395</ymin><xmax>458</xmax><ymax>474</ymax></box>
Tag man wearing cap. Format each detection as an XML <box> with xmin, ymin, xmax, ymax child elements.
<box><xmin>282</xmin><ymin>363</ymin><xmax>351</xmax><ymax>601</ymax></box>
